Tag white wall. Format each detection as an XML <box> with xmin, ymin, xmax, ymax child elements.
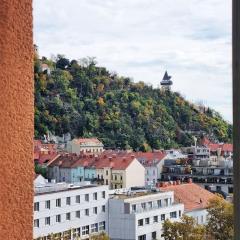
<box><xmin>126</xmin><ymin>159</ymin><xmax>145</xmax><ymax>188</ymax></box>
<box><xmin>33</xmin><ymin>185</ymin><xmax>109</xmax><ymax>238</ymax></box>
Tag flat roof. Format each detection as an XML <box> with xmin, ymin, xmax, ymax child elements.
<box><xmin>34</xmin><ymin>182</ymin><xmax>105</xmax><ymax>196</ymax></box>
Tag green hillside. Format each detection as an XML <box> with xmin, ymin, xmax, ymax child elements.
<box><xmin>34</xmin><ymin>55</ymin><xmax>232</xmax><ymax>151</ymax></box>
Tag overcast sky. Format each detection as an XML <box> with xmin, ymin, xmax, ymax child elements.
<box><xmin>33</xmin><ymin>0</ymin><xmax>232</xmax><ymax>122</ymax></box>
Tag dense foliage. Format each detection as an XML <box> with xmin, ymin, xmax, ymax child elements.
<box><xmin>162</xmin><ymin>196</ymin><xmax>233</xmax><ymax>240</ymax></box>
<box><xmin>34</xmin><ymin>55</ymin><xmax>232</xmax><ymax>150</ymax></box>
<box><xmin>162</xmin><ymin>215</ymin><xmax>206</xmax><ymax>240</ymax></box>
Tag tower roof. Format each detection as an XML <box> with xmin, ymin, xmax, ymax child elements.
<box><xmin>161</xmin><ymin>71</ymin><xmax>173</xmax><ymax>86</ymax></box>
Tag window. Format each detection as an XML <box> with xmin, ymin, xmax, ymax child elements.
<box><xmin>106</xmin><ymin>179</ymin><xmax>108</xmax><ymax>185</ymax></box>
<box><xmin>145</xmin><ymin>218</ymin><xmax>150</xmax><ymax>224</ymax></box>
<box><xmin>76</xmin><ymin>210</ymin><xmax>80</xmax><ymax>218</ymax></box>
<box><xmin>157</xmin><ymin>199</ymin><xmax>162</xmax><ymax>208</ymax></box>
<box><xmin>164</xmin><ymin>198</ymin><xmax>168</xmax><ymax>206</ymax></box>
<box><xmin>85</xmin><ymin>209</ymin><xmax>89</xmax><ymax>216</ymax></box>
<box><xmin>152</xmin><ymin>231</ymin><xmax>157</xmax><ymax>240</ymax></box>
<box><xmin>132</xmin><ymin>204</ymin><xmax>136</xmax><ymax>212</ymax></box>
<box><xmin>115</xmin><ymin>184</ymin><xmax>117</xmax><ymax>189</ymax></box>
<box><xmin>56</xmin><ymin>198</ymin><xmax>61</xmax><ymax>207</ymax></box>
<box><xmin>56</xmin><ymin>214</ymin><xmax>61</xmax><ymax>223</ymax></box>
<box><xmin>99</xmin><ymin>221</ymin><xmax>105</xmax><ymax>231</ymax></box>
<box><xmin>45</xmin><ymin>200</ymin><xmax>50</xmax><ymax>209</ymax></box>
<box><xmin>161</xmin><ymin>214</ymin><xmax>165</xmax><ymax>221</ymax></box>
<box><xmin>138</xmin><ymin>219</ymin><xmax>143</xmax><ymax>226</ymax></box>
<box><xmin>138</xmin><ymin>235</ymin><xmax>146</xmax><ymax>240</ymax></box>
<box><xmin>93</xmin><ymin>207</ymin><xmax>98</xmax><ymax>214</ymax></box>
<box><xmin>82</xmin><ymin>225</ymin><xmax>89</xmax><ymax>236</ymax></box>
<box><xmin>91</xmin><ymin>223</ymin><xmax>98</xmax><ymax>233</ymax></box>
<box><xmin>66</xmin><ymin>212</ymin><xmax>71</xmax><ymax>220</ymax></box>
<box><xmin>85</xmin><ymin>194</ymin><xmax>89</xmax><ymax>202</ymax></box>
<box><xmin>76</xmin><ymin>195</ymin><xmax>80</xmax><ymax>203</ymax></box>
<box><xmin>170</xmin><ymin>211</ymin><xmax>177</xmax><ymax>219</ymax></box>
<box><xmin>34</xmin><ymin>219</ymin><xmax>39</xmax><ymax>228</ymax></box>
<box><xmin>153</xmin><ymin>216</ymin><xmax>158</xmax><ymax>223</ymax></box>
<box><xmin>93</xmin><ymin>192</ymin><xmax>97</xmax><ymax>200</ymax></box>
<box><xmin>141</xmin><ymin>202</ymin><xmax>146</xmax><ymax>210</ymax></box>
<box><xmin>115</xmin><ymin>175</ymin><xmax>117</xmax><ymax>180</ymax></box>
<box><xmin>34</xmin><ymin>202</ymin><xmax>39</xmax><ymax>211</ymax></box>
<box><xmin>179</xmin><ymin>210</ymin><xmax>182</xmax><ymax>217</ymax></box>
<box><xmin>148</xmin><ymin>201</ymin><xmax>152</xmax><ymax>209</ymax></box>
<box><xmin>106</xmin><ymin>170</ymin><xmax>108</xmax><ymax>176</ymax></box>
<box><xmin>102</xmin><ymin>191</ymin><xmax>105</xmax><ymax>198</ymax></box>
<box><xmin>102</xmin><ymin>205</ymin><xmax>105</xmax><ymax>212</ymax></box>
<box><xmin>45</xmin><ymin>217</ymin><xmax>50</xmax><ymax>225</ymax></box>
<box><xmin>201</xmin><ymin>215</ymin><xmax>204</xmax><ymax>223</ymax></box>
<box><xmin>66</xmin><ymin>197</ymin><xmax>71</xmax><ymax>205</ymax></box>
<box><xmin>120</xmin><ymin>175</ymin><xmax>123</xmax><ymax>180</ymax></box>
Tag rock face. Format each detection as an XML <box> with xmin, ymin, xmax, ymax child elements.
<box><xmin>0</xmin><ymin>1</ymin><xmax>33</xmax><ymax>239</ymax></box>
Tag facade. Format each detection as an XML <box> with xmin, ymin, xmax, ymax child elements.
<box><xmin>162</xmin><ymin>149</ymin><xmax>233</xmax><ymax>196</ymax></box>
<box><xmin>47</xmin><ymin>154</ymin><xmax>97</xmax><ymax>183</ymax></box>
<box><xmin>95</xmin><ymin>153</ymin><xmax>145</xmax><ymax>189</ymax></box>
<box><xmin>67</xmin><ymin>138</ymin><xmax>104</xmax><ymax>154</ymax></box>
<box><xmin>135</xmin><ymin>152</ymin><xmax>167</xmax><ymax>186</ymax></box>
<box><xmin>109</xmin><ymin>188</ymin><xmax>184</xmax><ymax>240</ymax></box>
<box><xmin>161</xmin><ymin>182</ymin><xmax>216</xmax><ymax>225</ymax></box>
<box><xmin>33</xmin><ymin>180</ymin><xmax>109</xmax><ymax>239</ymax></box>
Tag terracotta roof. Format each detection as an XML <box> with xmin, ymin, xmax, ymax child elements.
<box><xmin>201</xmin><ymin>137</ymin><xmax>233</xmax><ymax>153</ymax></box>
<box><xmin>221</xmin><ymin>143</ymin><xmax>233</xmax><ymax>152</ymax></box>
<box><xmin>48</xmin><ymin>151</ymin><xmax>137</xmax><ymax>170</ymax></box>
<box><xmin>135</xmin><ymin>152</ymin><xmax>166</xmax><ymax>166</ymax></box>
<box><xmin>38</xmin><ymin>153</ymin><xmax>60</xmax><ymax>165</ymax></box>
<box><xmin>161</xmin><ymin>183</ymin><xmax>216</xmax><ymax>212</ymax></box>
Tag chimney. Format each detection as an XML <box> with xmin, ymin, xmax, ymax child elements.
<box><xmin>131</xmin><ymin>154</ymin><xmax>135</xmax><ymax>159</ymax></box>
<box><xmin>122</xmin><ymin>157</ymin><xmax>126</xmax><ymax>162</ymax></box>
<box><xmin>113</xmin><ymin>154</ymin><xmax>116</xmax><ymax>158</ymax></box>
<box><xmin>176</xmin><ymin>180</ymin><xmax>181</xmax><ymax>185</ymax></box>
<box><xmin>109</xmin><ymin>156</ymin><xmax>112</xmax><ymax>162</ymax></box>
<box><xmin>187</xmin><ymin>178</ymin><xmax>193</xmax><ymax>184</ymax></box>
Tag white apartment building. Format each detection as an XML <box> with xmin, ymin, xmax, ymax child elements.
<box><xmin>108</xmin><ymin>189</ymin><xmax>184</xmax><ymax>240</ymax></box>
<box><xmin>33</xmin><ymin>180</ymin><xmax>109</xmax><ymax>239</ymax></box>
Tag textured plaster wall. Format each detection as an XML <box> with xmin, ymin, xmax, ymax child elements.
<box><xmin>0</xmin><ymin>1</ymin><xmax>33</xmax><ymax>239</ymax></box>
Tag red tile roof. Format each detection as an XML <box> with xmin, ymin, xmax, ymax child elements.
<box><xmin>135</xmin><ymin>152</ymin><xmax>166</xmax><ymax>166</ymax></box>
<box><xmin>201</xmin><ymin>137</ymin><xmax>233</xmax><ymax>153</ymax></box>
<box><xmin>161</xmin><ymin>183</ymin><xmax>216</xmax><ymax>212</ymax></box>
<box><xmin>49</xmin><ymin>151</ymin><xmax>137</xmax><ymax>170</ymax></box>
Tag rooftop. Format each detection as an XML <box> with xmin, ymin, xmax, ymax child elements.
<box><xmin>160</xmin><ymin>182</ymin><xmax>216</xmax><ymax>212</ymax></box>
<box><xmin>34</xmin><ymin>181</ymin><xmax>101</xmax><ymax>196</ymax></box>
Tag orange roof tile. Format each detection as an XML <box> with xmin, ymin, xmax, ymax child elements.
<box><xmin>161</xmin><ymin>183</ymin><xmax>216</xmax><ymax>212</ymax></box>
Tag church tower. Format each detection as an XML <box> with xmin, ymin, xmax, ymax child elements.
<box><xmin>160</xmin><ymin>71</ymin><xmax>173</xmax><ymax>91</ymax></box>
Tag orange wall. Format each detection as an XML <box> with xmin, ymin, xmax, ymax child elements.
<box><xmin>0</xmin><ymin>1</ymin><xmax>33</xmax><ymax>239</ymax></box>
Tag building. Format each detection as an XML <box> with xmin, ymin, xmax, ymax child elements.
<box><xmin>135</xmin><ymin>152</ymin><xmax>167</xmax><ymax>186</ymax></box>
<box><xmin>108</xmin><ymin>187</ymin><xmax>184</xmax><ymax>240</ymax></box>
<box><xmin>33</xmin><ymin>179</ymin><xmax>109</xmax><ymax>239</ymax></box>
<box><xmin>34</xmin><ymin>140</ymin><xmax>59</xmax><ymax>165</ymax></box>
<box><xmin>162</xmin><ymin>147</ymin><xmax>233</xmax><ymax>196</ymax></box>
<box><xmin>160</xmin><ymin>71</ymin><xmax>173</xmax><ymax>91</ymax></box>
<box><xmin>95</xmin><ymin>153</ymin><xmax>145</xmax><ymax>189</ymax></box>
<box><xmin>161</xmin><ymin>182</ymin><xmax>216</xmax><ymax>224</ymax></box>
<box><xmin>47</xmin><ymin>154</ymin><xmax>97</xmax><ymax>183</ymax></box>
<box><xmin>67</xmin><ymin>138</ymin><xmax>104</xmax><ymax>154</ymax></box>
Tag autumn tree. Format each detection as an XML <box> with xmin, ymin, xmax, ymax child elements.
<box><xmin>206</xmin><ymin>196</ymin><xmax>233</xmax><ymax>240</ymax></box>
<box><xmin>162</xmin><ymin>215</ymin><xmax>206</xmax><ymax>240</ymax></box>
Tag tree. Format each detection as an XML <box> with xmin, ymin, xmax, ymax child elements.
<box><xmin>56</xmin><ymin>57</ymin><xmax>70</xmax><ymax>70</ymax></box>
<box><xmin>162</xmin><ymin>215</ymin><xmax>206</xmax><ymax>240</ymax></box>
<box><xmin>89</xmin><ymin>232</ymin><xmax>110</xmax><ymax>240</ymax></box>
<box><xmin>206</xmin><ymin>196</ymin><xmax>233</xmax><ymax>240</ymax></box>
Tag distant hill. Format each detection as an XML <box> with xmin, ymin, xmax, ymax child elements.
<box><xmin>34</xmin><ymin>55</ymin><xmax>232</xmax><ymax>151</ymax></box>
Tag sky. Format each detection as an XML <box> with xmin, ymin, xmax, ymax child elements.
<box><xmin>33</xmin><ymin>0</ymin><xmax>232</xmax><ymax>122</ymax></box>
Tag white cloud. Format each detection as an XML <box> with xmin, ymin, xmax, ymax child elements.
<box><xmin>33</xmin><ymin>0</ymin><xmax>232</xmax><ymax>122</ymax></box>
